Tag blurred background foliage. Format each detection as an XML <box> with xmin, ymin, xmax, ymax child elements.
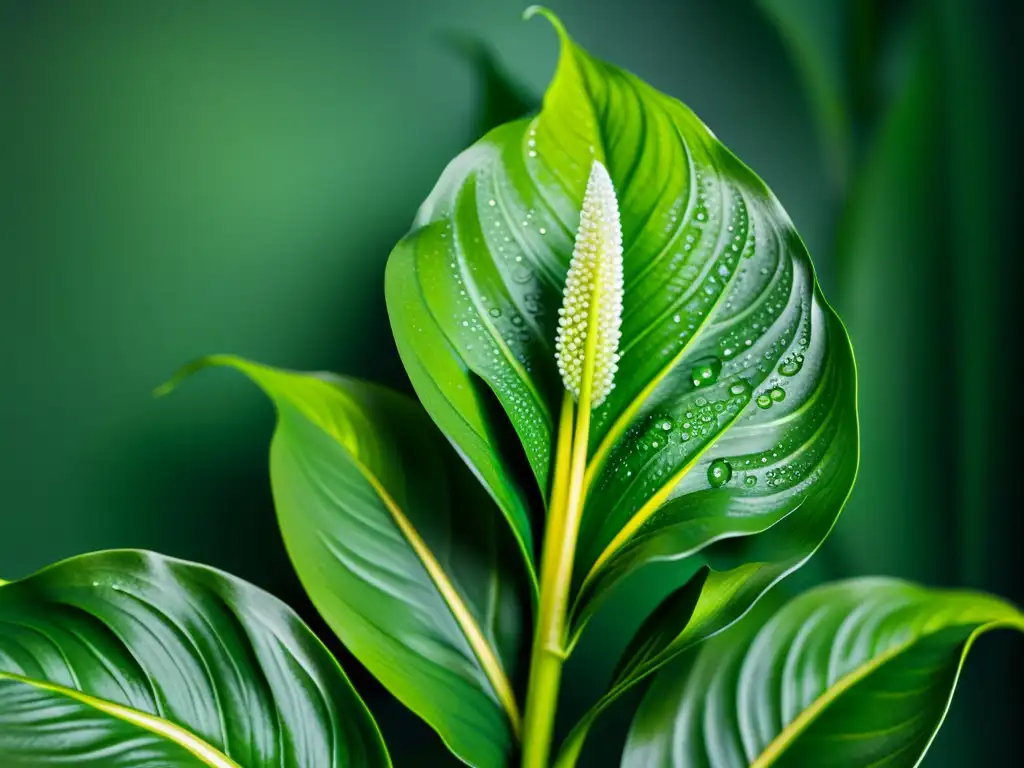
<box><xmin>1</xmin><ymin>0</ymin><xmax>1019</xmax><ymax>764</ymax></box>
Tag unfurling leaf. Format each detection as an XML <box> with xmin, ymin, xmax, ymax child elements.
<box><xmin>623</xmin><ymin>578</ymin><xmax>1024</xmax><ymax>767</ymax></box>
<box><xmin>164</xmin><ymin>356</ymin><xmax>527</xmax><ymax>768</ymax></box>
<box><xmin>0</xmin><ymin>550</ymin><xmax>388</xmax><ymax>768</ymax></box>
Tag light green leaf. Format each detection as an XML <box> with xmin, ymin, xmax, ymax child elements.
<box><xmin>385</xmin><ymin>4</ymin><xmax>857</xmax><ymax>673</ymax></box>
<box><xmin>623</xmin><ymin>578</ymin><xmax>1024</xmax><ymax>767</ymax></box>
<box><xmin>164</xmin><ymin>356</ymin><xmax>527</xmax><ymax>768</ymax></box>
<box><xmin>0</xmin><ymin>549</ymin><xmax>388</xmax><ymax>767</ymax></box>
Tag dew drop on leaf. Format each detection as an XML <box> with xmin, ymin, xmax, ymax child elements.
<box><xmin>729</xmin><ymin>380</ymin><xmax>750</xmax><ymax>397</ymax></box>
<box><xmin>770</xmin><ymin>386</ymin><xmax>786</xmax><ymax>402</ymax></box>
<box><xmin>756</xmin><ymin>393</ymin><xmax>772</xmax><ymax>409</ymax></box>
<box><xmin>779</xmin><ymin>357</ymin><xmax>802</xmax><ymax>376</ymax></box>
<box><xmin>690</xmin><ymin>357</ymin><xmax>722</xmax><ymax>389</ymax></box>
<box><xmin>708</xmin><ymin>459</ymin><xmax>732</xmax><ymax>488</ymax></box>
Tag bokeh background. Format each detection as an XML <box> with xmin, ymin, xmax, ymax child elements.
<box><xmin>2</xmin><ymin>0</ymin><xmax>1020</xmax><ymax>764</ymax></box>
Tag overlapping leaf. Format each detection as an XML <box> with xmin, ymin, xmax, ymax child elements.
<box><xmin>0</xmin><ymin>550</ymin><xmax>388</xmax><ymax>767</ymax></box>
<box><xmin>623</xmin><ymin>578</ymin><xmax>1024</xmax><ymax>767</ymax></box>
<box><xmin>386</xmin><ymin>4</ymin><xmax>857</xmax><ymax>682</ymax></box>
<box><xmin>166</xmin><ymin>356</ymin><xmax>527</xmax><ymax>768</ymax></box>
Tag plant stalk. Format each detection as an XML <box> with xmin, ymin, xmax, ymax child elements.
<box><xmin>522</xmin><ymin>386</ymin><xmax>592</xmax><ymax>766</ymax></box>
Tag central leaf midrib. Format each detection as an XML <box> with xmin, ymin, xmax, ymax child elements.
<box><xmin>0</xmin><ymin>670</ymin><xmax>239</xmax><ymax>767</ymax></box>
<box><xmin>343</xmin><ymin>444</ymin><xmax>523</xmax><ymax>736</ymax></box>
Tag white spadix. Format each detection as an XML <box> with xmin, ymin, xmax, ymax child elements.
<box><xmin>554</xmin><ymin>160</ymin><xmax>624</xmax><ymax>408</ymax></box>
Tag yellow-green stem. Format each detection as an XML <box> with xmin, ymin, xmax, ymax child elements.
<box><xmin>522</xmin><ymin>387</ymin><xmax>593</xmax><ymax>766</ymax></box>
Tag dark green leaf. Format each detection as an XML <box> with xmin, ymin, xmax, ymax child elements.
<box><xmin>623</xmin><ymin>578</ymin><xmax>1024</xmax><ymax>767</ymax></box>
<box><xmin>0</xmin><ymin>549</ymin><xmax>388</xmax><ymax>768</ymax></box>
<box><xmin>163</xmin><ymin>356</ymin><xmax>527</xmax><ymax>768</ymax></box>
<box><xmin>556</xmin><ymin>563</ymin><xmax>790</xmax><ymax>766</ymax></box>
<box><xmin>385</xmin><ymin>5</ymin><xmax>857</xmax><ymax>677</ymax></box>
<box><xmin>757</xmin><ymin>0</ymin><xmax>855</xmax><ymax>187</ymax></box>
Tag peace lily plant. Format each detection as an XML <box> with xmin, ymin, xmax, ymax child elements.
<box><xmin>1</xmin><ymin>8</ymin><xmax>1020</xmax><ymax>768</ymax></box>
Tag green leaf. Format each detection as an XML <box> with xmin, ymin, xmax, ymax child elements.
<box><xmin>163</xmin><ymin>356</ymin><xmax>527</xmax><ymax>768</ymax></box>
<box><xmin>385</xmin><ymin>5</ymin><xmax>857</xmax><ymax>665</ymax></box>
<box><xmin>555</xmin><ymin>564</ymin><xmax>781</xmax><ymax>766</ymax></box>
<box><xmin>623</xmin><ymin>578</ymin><xmax>1024</xmax><ymax>767</ymax></box>
<box><xmin>0</xmin><ymin>549</ymin><xmax>388</xmax><ymax>768</ymax></box>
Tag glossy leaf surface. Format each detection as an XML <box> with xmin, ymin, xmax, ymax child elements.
<box><xmin>0</xmin><ymin>550</ymin><xmax>388</xmax><ymax>767</ymax></box>
<box><xmin>167</xmin><ymin>356</ymin><xmax>527</xmax><ymax>768</ymax></box>
<box><xmin>624</xmin><ymin>578</ymin><xmax>1024</xmax><ymax>767</ymax></box>
<box><xmin>386</xmin><ymin>5</ymin><xmax>856</xmax><ymax>669</ymax></box>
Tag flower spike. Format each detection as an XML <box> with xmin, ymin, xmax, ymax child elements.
<box><xmin>554</xmin><ymin>160</ymin><xmax>624</xmax><ymax>408</ymax></box>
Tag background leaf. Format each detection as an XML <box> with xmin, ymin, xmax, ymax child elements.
<box><xmin>623</xmin><ymin>577</ymin><xmax>1024</xmax><ymax>767</ymax></box>
<box><xmin>758</xmin><ymin>1</ymin><xmax>1023</xmax><ymax>762</ymax></box>
<box><xmin>167</xmin><ymin>356</ymin><xmax>528</xmax><ymax>768</ymax></box>
<box><xmin>756</xmin><ymin>0</ymin><xmax>859</xmax><ymax>189</ymax></box>
<box><xmin>0</xmin><ymin>549</ymin><xmax>388</xmax><ymax>768</ymax></box>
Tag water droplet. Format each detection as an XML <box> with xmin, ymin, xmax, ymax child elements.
<box><xmin>488</xmin><ymin>199</ymin><xmax>496</xmax><ymax>207</ymax></box>
<box><xmin>488</xmin><ymin>308</ymin><xmax>501</xmax><ymax>318</ymax></box>
<box><xmin>690</xmin><ymin>357</ymin><xmax>722</xmax><ymax>389</ymax></box>
<box><xmin>756</xmin><ymin>393</ymin><xmax>772</xmax><ymax>409</ymax></box>
<box><xmin>729</xmin><ymin>380</ymin><xmax>750</xmax><ymax>397</ymax></box>
<box><xmin>744</xmin><ymin>475</ymin><xmax>757</xmax><ymax>487</ymax></box>
<box><xmin>708</xmin><ymin>459</ymin><xmax>732</xmax><ymax>487</ymax></box>
<box><xmin>779</xmin><ymin>358</ymin><xmax>802</xmax><ymax>376</ymax></box>
<box><xmin>770</xmin><ymin>386</ymin><xmax>786</xmax><ymax>402</ymax></box>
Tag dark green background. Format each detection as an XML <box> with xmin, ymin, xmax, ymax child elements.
<box><xmin>2</xmin><ymin>0</ymin><xmax>1019</xmax><ymax>765</ymax></box>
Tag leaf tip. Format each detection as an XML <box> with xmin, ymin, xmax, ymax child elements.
<box><xmin>523</xmin><ymin>5</ymin><xmax>570</xmax><ymax>43</ymax></box>
<box><xmin>152</xmin><ymin>355</ymin><xmax>233</xmax><ymax>399</ymax></box>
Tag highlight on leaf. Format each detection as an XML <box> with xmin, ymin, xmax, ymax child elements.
<box><xmin>555</xmin><ymin>159</ymin><xmax>624</xmax><ymax>409</ymax></box>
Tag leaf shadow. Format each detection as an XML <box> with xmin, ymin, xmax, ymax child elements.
<box><xmin>439</xmin><ymin>30</ymin><xmax>538</xmax><ymax>140</ymax></box>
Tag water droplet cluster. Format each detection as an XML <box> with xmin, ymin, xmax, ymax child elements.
<box><xmin>555</xmin><ymin>160</ymin><xmax>624</xmax><ymax>407</ymax></box>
